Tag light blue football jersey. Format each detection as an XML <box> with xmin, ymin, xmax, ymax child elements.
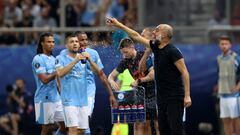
<box><xmin>59</xmin><ymin>48</ymin><xmax>104</xmax><ymax>97</ymax></box>
<box><xmin>56</xmin><ymin>54</ymin><xmax>88</xmax><ymax>106</ymax></box>
<box><xmin>32</xmin><ymin>54</ymin><xmax>61</xmax><ymax>103</ymax></box>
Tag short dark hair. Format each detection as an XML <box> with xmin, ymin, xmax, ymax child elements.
<box><xmin>74</xmin><ymin>31</ymin><xmax>86</xmax><ymax>36</ymax></box>
<box><xmin>118</xmin><ymin>38</ymin><xmax>134</xmax><ymax>50</ymax></box>
<box><xmin>65</xmin><ymin>33</ymin><xmax>77</xmax><ymax>43</ymax></box>
<box><xmin>219</xmin><ymin>35</ymin><xmax>231</xmax><ymax>43</ymax></box>
<box><xmin>37</xmin><ymin>32</ymin><xmax>54</xmax><ymax>54</ymax></box>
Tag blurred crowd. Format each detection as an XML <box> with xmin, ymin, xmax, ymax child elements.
<box><xmin>208</xmin><ymin>0</ymin><xmax>240</xmax><ymax>43</ymax></box>
<box><xmin>0</xmin><ymin>0</ymin><xmax>240</xmax><ymax>45</ymax></box>
<box><xmin>0</xmin><ymin>0</ymin><xmax>137</xmax><ymax>45</ymax></box>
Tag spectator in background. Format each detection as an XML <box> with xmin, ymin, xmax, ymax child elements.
<box><xmin>65</xmin><ymin>0</ymin><xmax>78</xmax><ymax>27</ymax></box>
<box><xmin>0</xmin><ymin>25</ymin><xmax>19</xmax><ymax>45</ymax></box>
<box><xmin>216</xmin><ymin>35</ymin><xmax>240</xmax><ymax>135</ymax></box>
<box><xmin>11</xmin><ymin>79</ymin><xmax>34</xmax><ymax>135</ymax></box>
<box><xmin>208</xmin><ymin>9</ymin><xmax>228</xmax><ymax>43</ymax></box>
<box><xmin>0</xmin><ymin>84</ymin><xmax>20</xmax><ymax>135</ymax></box>
<box><xmin>75</xmin><ymin>0</ymin><xmax>89</xmax><ymax>26</ymax></box>
<box><xmin>16</xmin><ymin>7</ymin><xmax>34</xmax><ymax>45</ymax></box>
<box><xmin>45</xmin><ymin>0</ymin><xmax>59</xmax><ymax>26</ymax></box>
<box><xmin>95</xmin><ymin>0</ymin><xmax>111</xmax><ymax>26</ymax></box>
<box><xmin>215</xmin><ymin>0</ymin><xmax>226</xmax><ymax>18</ymax></box>
<box><xmin>20</xmin><ymin>0</ymin><xmax>43</xmax><ymax>20</ymax></box>
<box><xmin>231</xmin><ymin>0</ymin><xmax>240</xmax><ymax>43</ymax></box>
<box><xmin>107</xmin><ymin>0</ymin><xmax>126</xmax><ymax>21</ymax></box>
<box><xmin>107</xmin><ymin>0</ymin><xmax>137</xmax><ymax>23</ymax></box>
<box><xmin>208</xmin><ymin>10</ymin><xmax>228</xmax><ymax>26</ymax></box>
<box><xmin>3</xmin><ymin>0</ymin><xmax>23</xmax><ymax>27</ymax></box>
<box><xmin>33</xmin><ymin>6</ymin><xmax>57</xmax><ymax>27</ymax></box>
<box><xmin>0</xmin><ymin>78</ymin><xmax>33</xmax><ymax>135</ymax></box>
<box><xmin>80</xmin><ymin>0</ymin><xmax>103</xmax><ymax>27</ymax></box>
<box><xmin>231</xmin><ymin>0</ymin><xmax>240</xmax><ymax>25</ymax></box>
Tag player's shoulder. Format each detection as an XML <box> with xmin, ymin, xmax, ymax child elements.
<box><xmin>168</xmin><ymin>44</ymin><xmax>177</xmax><ymax>50</ymax></box>
<box><xmin>167</xmin><ymin>44</ymin><xmax>181</xmax><ymax>53</ymax></box>
<box><xmin>60</xmin><ymin>49</ymin><xmax>68</xmax><ymax>56</ymax></box>
<box><xmin>55</xmin><ymin>54</ymin><xmax>65</xmax><ymax>60</ymax></box>
<box><xmin>86</xmin><ymin>47</ymin><xmax>99</xmax><ymax>54</ymax></box>
<box><xmin>32</xmin><ymin>54</ymin><xmax>43</xmax><ymax>61</ymax></box>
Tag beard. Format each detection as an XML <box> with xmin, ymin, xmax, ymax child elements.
<box><xmin>69</xmin><ymin>49</ymin><xmax>78</xmax><ymax>54</ymax></box>
<box><xmin>155</xmin><ymin>34</ymin><xmax>162</xmax><ymax>42</ymax></box>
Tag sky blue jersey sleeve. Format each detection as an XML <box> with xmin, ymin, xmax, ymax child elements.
<box><xmin>55</xmin><ymin>55</ymin><xmax>64</xmax><ymax>69</ymax></box>
<box><xmin>60</xmin><ymin>49</ymin><xmax>68</xmax><ymax>56</ymax></box>
<box><xmin>32</xmin><ymin>56</ymin><xmax>46</xmax><ymax>74</ymax></box>
<box><xmin>94</xmin><ymin>51</ymin><xmax>104</xmax><ymax>70</ymax></box>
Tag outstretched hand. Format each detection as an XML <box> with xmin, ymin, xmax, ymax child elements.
<box><xmin>106</xmin><ymin>16</ymin><xmax>121</xmax><ymax>27</ymax></box>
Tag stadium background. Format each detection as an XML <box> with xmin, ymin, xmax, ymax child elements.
<box><xmin>0</xmin><ymin>0</ymin><xmax>240</xmax><ymax>135</ymax></box>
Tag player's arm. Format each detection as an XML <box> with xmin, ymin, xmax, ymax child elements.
<box><xmin>132</xmin><ymin>67</ymin><xmax>154</xmax><ymax>87</ymax></box>
<box><xmin>87</xmin><ymin>58</ymin><xmax>117</xmax><ymax>107</ymax></box>
<box><xmin>139</xmin><ymin>48</ymin><xmax>152</xmax><ymax>73</ymax></box>
<box><xmin>108</xmin><ymin>69</ymin><xmax>120</xmax><ymax>90</ymax></box>
<box><xmin>231</xmin><ymin>56</ymin><xmax>240</xmax><ymax>92</ymax></box>
<box><xmin>87</xmin><ymin>58</ymin><xmax>110</xmax><ymax>90</ymax></box>
<box><xmin>56</xmin><ymin>54</ymin><xmax>84</xmax><ymax>78</ymax></box>
<box><xmin>33</xmin><ymin>58</ymin><xmax>58</xmax><ymax>84</ymax></box>
<box><xmin>174</xmin><ymin>58</ymin><xmax>191</xmax><ymax>108</ymax></box>
<box><xmin>38</xmin><ymin>72</ymin><xmax>57</xmax><ymax>84</ymax></box>
<box><xmin>106</xmin><ymin>17</ymin><xmax>150</xmax><ymax>48</ymax></box>
<box><xmin>141</xmin><ymin>67</ymin><xmax>154</xmax><ymax>82</ymax></box>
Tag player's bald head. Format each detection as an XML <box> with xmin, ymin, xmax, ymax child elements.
<box><xmin>156</xmin><ymin>24</ymin><xmax>173</xmax><ymax>39</ymax></box>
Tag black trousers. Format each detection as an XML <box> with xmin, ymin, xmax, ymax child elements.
<box><xmin>157</xmin><ymin>99</ymin><xmax>185</xmax><ymax>135</ymax></box>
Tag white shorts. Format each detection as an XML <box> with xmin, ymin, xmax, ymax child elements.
<box><xmin>35</xmin><ymin>101</ymin><xmax>64</xmax><ymax>124</ymax></box>
<box><xmin>87</xmin><ymin>96</ymin><xmax>95</xmax><ymax>116</ymax></box>
<box><xmin>63</xmin><ymin>106</ymin><xmax>89</xmax><ymax>129</ymax></box>
<box><xmin>220</xmin><ymin>97</ymin><xmax>240</xmax><ymax>118</ymax></box>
